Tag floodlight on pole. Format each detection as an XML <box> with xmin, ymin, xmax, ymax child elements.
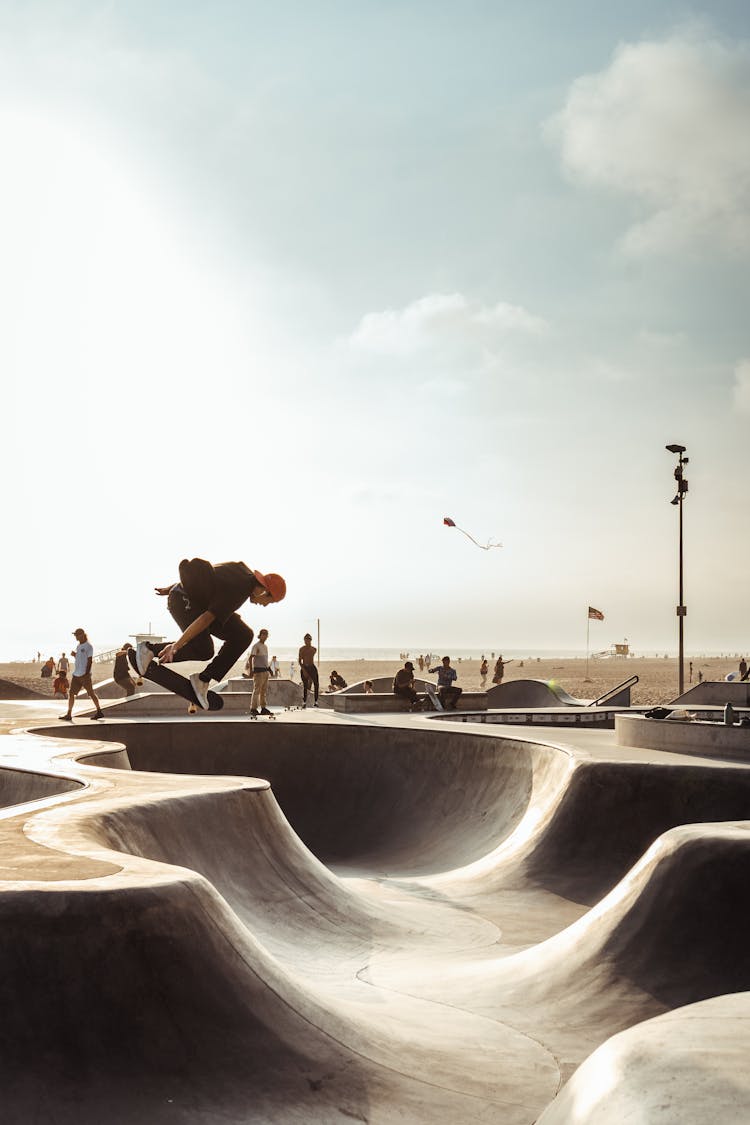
<box><xmin>665</xmin><ymin>443</ymin><xmax>689</xmax><ymax>696</ymax></box>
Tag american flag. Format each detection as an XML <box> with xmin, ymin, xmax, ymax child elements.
<box><xmin>588</xmin><ymin>606</ymin><xmax>604</xmax><ymax>621</ymax></box>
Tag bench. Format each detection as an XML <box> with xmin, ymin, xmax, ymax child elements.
<box><xmin>332</xmin><ymin>692</ymin><xmax>488</xmax><ymax>714</ymax></box>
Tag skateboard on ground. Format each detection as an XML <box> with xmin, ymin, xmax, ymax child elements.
<box><xmin>424</xmin><ymin>682</ymin><xmax>444</xmax><ymax>711</ymax></box>
<box><xmin>128</xmin><ymin>650</ymin><xmax>224</xmax><ymax>711</ymax></box>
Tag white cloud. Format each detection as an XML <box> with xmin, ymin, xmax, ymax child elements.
<box><xmin>345</xmin><ymin>292</ymin><xmax>547</xmax><ymax>356</ymax></box>
<box><xmin>733</xmin><ymin>359</ymin><xmax>750</xmax><ymax>412</ymax></box>
<box><xmin>547</xmin><ymin>30</ymin><xmax>750</xmax><ymax>256</ymax></box>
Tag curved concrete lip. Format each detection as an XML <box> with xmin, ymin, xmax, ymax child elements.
<box><xmin>0</xmin><ymin>705</ymin><xmax>748</xmax><ymax>1122</ymax></box>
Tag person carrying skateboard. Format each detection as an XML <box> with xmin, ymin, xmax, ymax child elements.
<box><xmin>134</xmin><ymin>558</ymin><xmax>286</xmax><ymax>710</ymax></box>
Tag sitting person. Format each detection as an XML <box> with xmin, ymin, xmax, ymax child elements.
<box><xmin>52</xmin><ymin>670</ymin><xmax>70</xmax><ymax>698</ymax></box>
<box><xmin>428</xmin><ymin>655</ymin><xmax>463</xmax><ymax>710</ymax></box>
<box><xmin>393</xmin><ymin>661</ymin><xmax>422</xmax><ymax>710</ymax></box>
<box><xmin>329</xmin><ymin>670</ymin><xmax>347</xmax><ymax>691</ymax></box>
<box><xmin>363</xmin><ymin>680</ymin><xmax>374</xmax><ymax>694</ymax></box>
<box><xmin>41</xmin><ymin>657</ymin><xmax>55</xmax><ymax>679</ymax></box>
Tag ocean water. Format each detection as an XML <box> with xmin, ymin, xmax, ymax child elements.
<box><xmin>262</xmin><ymin>646</ymin><xmax>588</xmax><ymax>663</ymax></box>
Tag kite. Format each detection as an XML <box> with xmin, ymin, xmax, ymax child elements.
<box><xmin>443</xmin><ymin>516</ymin><xmax>503</xmax><ymax>551</ymax></box>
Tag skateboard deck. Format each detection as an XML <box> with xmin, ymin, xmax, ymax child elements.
<box><xmin>128</xmin><ymin>650</ymin><xmax>224</xmax><ymax>711</ymax></box>
<box><xmin>424</xmin><ymin>682</ymin><xmax>444</xmax><ymax>711</ymax></box>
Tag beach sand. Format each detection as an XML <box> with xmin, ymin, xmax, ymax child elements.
<box><xmin>1</xmin><ymin>655</ymin><xmax>742</xmax><ymax>707</ymax></box>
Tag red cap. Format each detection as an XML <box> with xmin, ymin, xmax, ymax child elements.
<box><xmin>253</xmin><ymin>571</ymin><xmax>286</xmax><ymax>602</ymax></box>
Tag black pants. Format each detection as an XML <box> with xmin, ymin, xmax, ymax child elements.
<box><xmin>439</xmin><ymin>686</ymin><xmax>462</xmax><ymax>710</ymax></box>
<box><xmin>149</xmin><ymin>585</ymin><xmax>253</xmax><ymax>684</ymax></box>
<box><xmin>115</xmin><ymin>678</ymin><xmax>135</xmax><ymax>697</ymax></box>
<box><xmin>301</xmin><ymin>664</ymin><xmax>319</xmax><ymax>702</ymax></box>
<box><xmin>394</xmin><ymin>686</ymin><xmax>419</xmax><ymax>705</ymax></box>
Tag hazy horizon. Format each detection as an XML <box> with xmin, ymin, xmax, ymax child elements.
<box><xmin>3</xmin><ymin>2</ymin><xmax>749</xmax><ymax>659</ymax></box>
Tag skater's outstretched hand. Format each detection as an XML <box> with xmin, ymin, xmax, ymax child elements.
<box><xmin>157</xmin><ymin>642</ymin><xmax>179</xmax><ymax>664</ymax></box>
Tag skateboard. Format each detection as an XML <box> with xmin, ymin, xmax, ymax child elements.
<box><xmin>250</xmin><ymin>711</ymin><xmax>276</xmax><ymax>720</ymax></box>
<box><xmin>128</xmin><ymin>650</ymin><xmax>224</xmax><ymax>711</ymax></box>
<box><xmin>424</xmin><ymin>682</ymin><xmax>444</xmax><ymax>711</ymax></box>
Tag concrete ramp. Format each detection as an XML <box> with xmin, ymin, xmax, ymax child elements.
<box><xmin>488</xmin><ymin>678</ymin><xmax>592</xmax><ymax>708</ymax></box>
<box><xmin>672</xmin><ymin>680</ymin><xmax>750</xmax><ymax>706</ymax></box>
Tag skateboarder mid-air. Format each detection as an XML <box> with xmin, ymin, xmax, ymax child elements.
<box><xmin>133</xmin><ymin>558</ymin><xmax>286</xmax><ymax>710</ymax></box>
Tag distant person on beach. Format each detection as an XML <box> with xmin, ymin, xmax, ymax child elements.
<box><xmin>299</xmin><ymin>633</ymin><xmax>319</xmax><ymax>707</ymax></box>
<box><xmin>41</xmin><ymin>657</ymin><xmax>54</xmax><ymax>679</ymax></box>
<box><xmin>52</xmin><ymin>669</ymin><xmax>69</xmax><ymax>698</ymax></box>
<box><xmin>270</xmin><ymin>655</ymin><xmax>280</xmax><ymax>678</ymax></box>
<box><xmin>329</xmin><ymin>670</ymin><xmax>347</xmax><ymax>691</ymax></box>
<box><xmin>57</xmin><ymin>653</ymin><xmax>70</xmax><ymax>676</ymax></box>
<box><xmin>428</xmin><ymin>656</ymin><xmax>462</xmax><ymax>710</ymax></box>
<box><xmin>250</xmin><ymin>628</ymin><xmax>272</xmax><ymax>717</ymax></box>
<box><xmin>739</xmin><ymin>657</ymin><xmax>748</xmax><ymax>681</ymax></box>
<box><xmin>492</xmin><ymin>655</ymin><xmax>512</xmax><ymax>684</ymax></box>
<box><xmin>480</xmin><ymin>657</ymin><xmax>488</xmax><ymax>687</ymax></box>
<box><xmin>417</xmin><ymin>655</ymin><xmax>424</xmax><ymax>672</ymax></box>
<box><xmin>131</xmin><ymin>557</ymin><xmax>286</xmax><ymax>710</ymax></box>
<box><xmin>393</xmin><ymin>661</ymin><xmax>422</xmax><ymax>709</ymax></box>
<box><xmin>60</xmin><ymin>628</ymin><xmax>104</xmax><ymax>721</ymax></box>
<box><xmin>698</xmin><ymin>669</ymin><xmax>703</xmax><ymax>684</ymax></box>
<box><xmin>689</xmin><ymin>660</ymin><xmax>693</xmax><ymax>683</ymax></box>
<box><xmin>113</xmin><ymin>643</ymin><xmax>137</xmax><ymax>697</ymax></box>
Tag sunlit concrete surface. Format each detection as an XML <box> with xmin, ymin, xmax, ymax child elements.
<box><xmin>0</xmin><ymin>699</ymin><xmax>748</xmax><ymax>1122</ymax></box>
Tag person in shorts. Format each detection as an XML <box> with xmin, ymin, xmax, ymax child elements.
<box><xmin>249</xmin><ymin>628</ymin><xmax>272</xmax><ymax>717</ymax></box>
<box><xmin>113</xmin><ymin>643</ymin><xmax>137</xmax><ymax>697</ymax></box>
<box><xmin>60</xmin><ymin>628</ymin><xmax>104</xmax><ymax>720</ymax></box>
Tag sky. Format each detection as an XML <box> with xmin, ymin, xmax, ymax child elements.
<box><xmin>2</xmin><ymin>0</ymin><xmax>750</xmax><ymax>659</ymax></box>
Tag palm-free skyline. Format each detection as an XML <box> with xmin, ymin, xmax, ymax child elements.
<box><xmin>2</xmin><ymin>2</ymin><xmax>749</xmax><ymax>658</ymax></box>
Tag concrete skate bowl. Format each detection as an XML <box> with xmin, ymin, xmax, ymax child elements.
<box><xmin>8</xmin><ymin>717</ymin><xmax>750</xmax><ymax>1122</ymax></box>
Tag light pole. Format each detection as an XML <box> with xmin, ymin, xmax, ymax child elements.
<box><xmin>666</xmin><ymin>443</ymin><xmax>689</xmax><ymax>696</ymax></box>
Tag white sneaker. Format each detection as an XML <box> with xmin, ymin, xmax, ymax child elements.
<box><xmin>135</xmin><ymin>642</ymin><xmax>154</xmax><ymax>676</ymax></box>
<box><xmin>189</xmin><ymin>672</ymin><xmax>210</xmax><ymax>710</ymax></box>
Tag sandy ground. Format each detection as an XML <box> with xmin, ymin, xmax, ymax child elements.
<box><xmin>2</xmin><ymin>655</ymin><xmax>744</xmax><ymax>707</ymax></box>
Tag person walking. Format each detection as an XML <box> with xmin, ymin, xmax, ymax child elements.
<box><xmin>739</xmin><ymin>656</ymin><xmax>748</xmax><ymax>681</ymax></box>
<box><xmin>492</xmin><ymin>655</ymin><xmax>512</xmax><ymax>684</ymax></box>
<box><xmin>479</xmin><ymin>657</ymin><xmax>488</xmax><ymax>688</ymax></box>
<box><xmin>57</xmin><ymin>652</ymin><xmax>70</xmax><ymax>676</ymax></box>
<box><xmin>250</xmin><ymin>628</ymin><xmax>272</xmax><ymax>716</ymax></box>
<box><xmin>428</xmin><ymin>656</ymin><xmax>462</xmax><ymax>710</ymax></box>
<box><xmin>298</xmin><ymin>632</ymin><xmax>319</xmax><ymax>707</ymax></box>
<box><xmin>133</xmin><ymin>557</ymin><xmax>286</xmax><ymax>710</ymax></box>
<box><xmin>60</xmin><ymin>628</ymin><xmax>104</xmax><ymax>720</ymax></box>
<box><xmin>113</xmin><ymin>643</ymin><xmax>137</xmax><ymax>697</ymax></box>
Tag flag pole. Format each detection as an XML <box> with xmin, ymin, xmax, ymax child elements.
<box><xmin>585</xmin><ymin>609</ymin><xmax>591</xmax><ymax>681</ymax></box>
